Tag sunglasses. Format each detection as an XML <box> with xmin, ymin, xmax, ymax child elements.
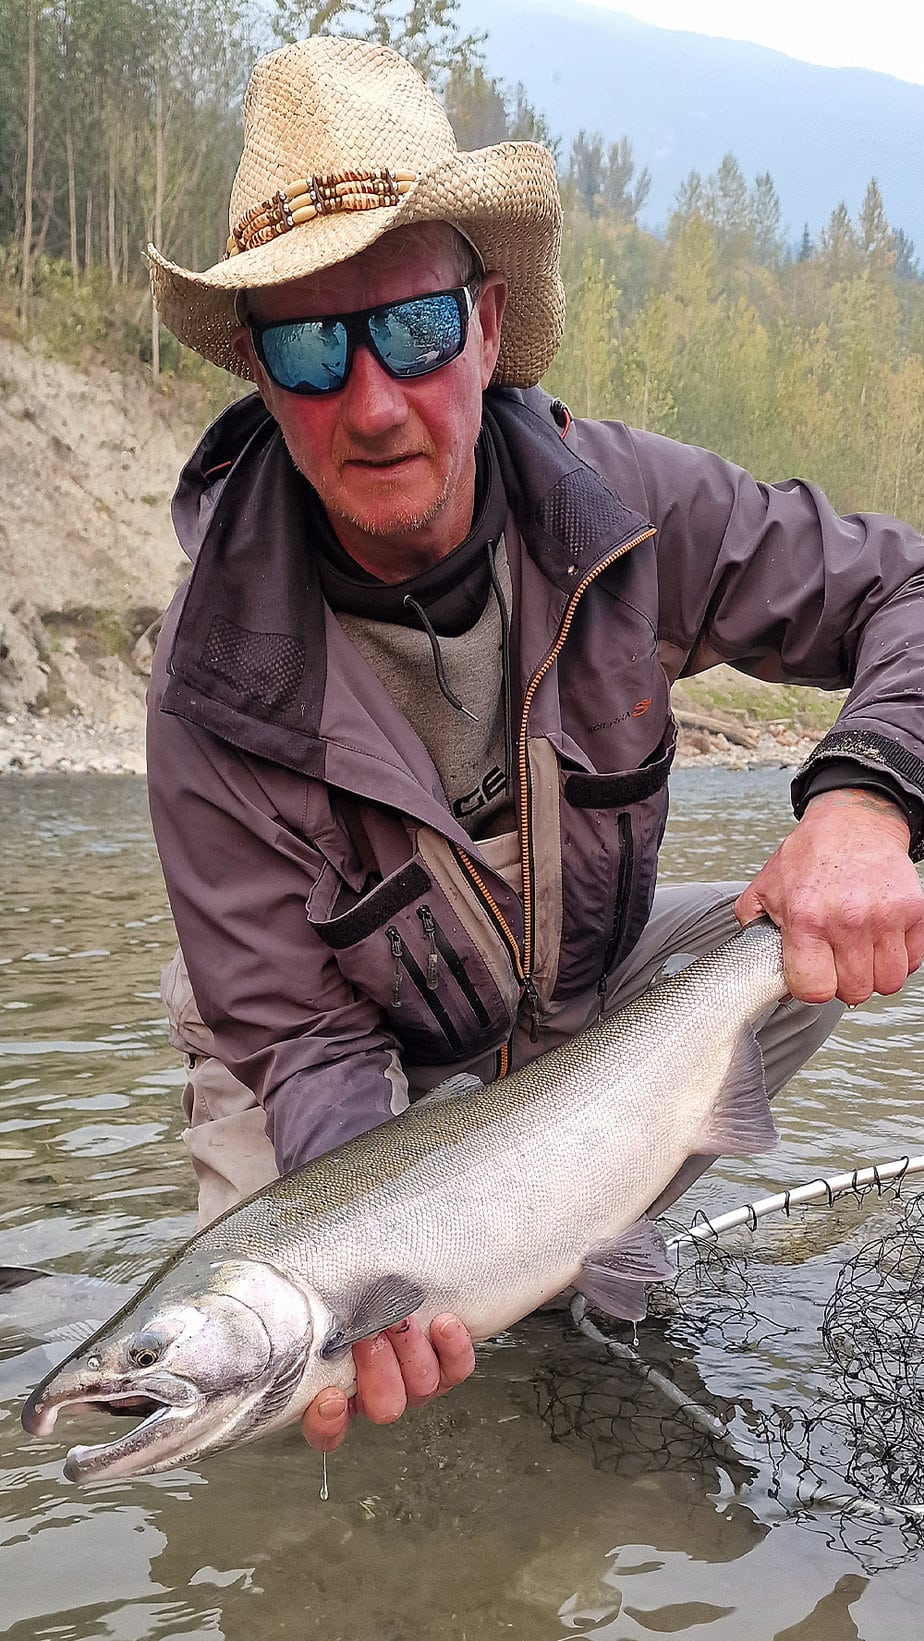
<box><xmin>246</xmin><ymin>280</ymin><xmax>482</xmax><ymax>396</ymax></box>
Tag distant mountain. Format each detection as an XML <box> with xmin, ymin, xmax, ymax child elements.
<box><xmin>458</xmin><ymin>0</ymin><xmax>924</xmax><ymax>250</ymax></box>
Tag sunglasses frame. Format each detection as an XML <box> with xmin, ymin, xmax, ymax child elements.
<box><xmin>246</xmin><ymin>279</ymin><xmax>482</xmax><ymax>397</ymax></box>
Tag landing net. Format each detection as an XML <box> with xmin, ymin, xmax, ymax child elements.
<box><xmin>537</xmin><ymin>1156</ymin><xmax>924</xmax><ymax>1560</ymax></box>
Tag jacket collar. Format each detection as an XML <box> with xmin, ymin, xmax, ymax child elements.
<box><xmin>483</xmin><ymin>390</ymin><xmax>650</xmax><ymax>592</ymax></box>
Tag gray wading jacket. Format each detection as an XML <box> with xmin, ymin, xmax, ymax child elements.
<box><xmin>148</xmin><ymin>387</ymin><xmax>924</xmax><ymax>1173</ymax></box>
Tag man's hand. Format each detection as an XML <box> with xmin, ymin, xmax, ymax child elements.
<box><xmin>734</xmin><ymin>788</ymin><xmax>924</xmax><ymax>1004</ymax></box>
<box><xmin>301</xmin><ymin>1314</ymin><xmax>476</xmax><ymax>1453</ymax></box>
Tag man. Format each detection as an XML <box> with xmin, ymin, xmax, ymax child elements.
<box><xmin>146</xmin><ymin>36</ymin><xmax>924</xmax><ymax>1456</ymax></box>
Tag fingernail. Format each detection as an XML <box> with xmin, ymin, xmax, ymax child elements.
<box><xmin>434</xmin><ymin>1317</ymin><xmax>460</xmax><ymax>1341</ymax></box>
<box><xmin>317</xmin><ymin>1393</ymin><xmax>342</xmax><ymax>1422</ymax></box>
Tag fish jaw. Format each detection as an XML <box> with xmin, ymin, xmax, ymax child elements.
<box><xmin>22</xmin><ymin>1257</ymin><xmax>323</xmax><ymax>1482</ymax></box>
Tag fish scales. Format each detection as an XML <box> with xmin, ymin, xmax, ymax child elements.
<box><xmin>21</xmin><ymin>919</ymin><xmax>786</xmax><ymax>1481</ymax></box>
<box><xmin>189</xmin><ymin>920</ymin><xmax>783</xmax><ymax>1335</ymax></box>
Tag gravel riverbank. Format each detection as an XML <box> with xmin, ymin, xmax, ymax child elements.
<box><xmin>0</xmin><ymin>707</ymin><xmax>821</xmax><ymax>778</ymax></box>
<box><xmin>0</xmin><ymin>711</ymin><xmax>146</xmax><ymax>775</ymax></box>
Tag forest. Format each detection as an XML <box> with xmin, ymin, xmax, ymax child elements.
<box><xmin>2</xmin><ymin>0</ymin><xmax>923</xmax><ymax>528</ymax></box>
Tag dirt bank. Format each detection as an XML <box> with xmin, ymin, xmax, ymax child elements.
<box><xmin>0</xmin><ymin>700</ymin><xmax>829</xmax><ymax>777</ymax></box>
<box><xmin>0</xmin><ymin>330</ymin><xmax>206</xmax><ymax>758</ymax></box>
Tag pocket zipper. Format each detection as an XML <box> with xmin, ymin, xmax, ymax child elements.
<box><xmin>417</xmin><ymin>905</ymin><xmax>440</xmax><ymax>989</ymax></box>
<box><xmin>598</xmin><ymin>811</ymin><xmax>634</xmax><ymax>1012</ymax></box>
<box><xmin>386</xmin><ymin>926</ymin><xmax>404</xmax><ymax>1009</ymax></box>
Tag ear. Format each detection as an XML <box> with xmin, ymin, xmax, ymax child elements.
<box><xmin>475</xmin><ymin>273</ymin><xmax>508</xmax><ymax>390</ymax></box>
<box><xmin>232</xmin><ymin>322</ymin><xmax>258</xmax><ymax>378</ymax></box>
<box><xmin>232</xmin><ymin>324</ymin><xmax>273</xmax><ymax>408</ymax></box>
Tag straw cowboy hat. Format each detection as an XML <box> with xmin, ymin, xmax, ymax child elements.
<box><xmin>148</xmin><ymin>35</ymin><xmax>565</xmax><ymax>388</ymax></box>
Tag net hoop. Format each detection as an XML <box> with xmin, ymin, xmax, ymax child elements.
<box><xmin>572</xmin><ymin>1154</ymin><xmax>924</xmax><ymax>1528</ymax></box>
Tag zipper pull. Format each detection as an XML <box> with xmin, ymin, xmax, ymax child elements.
<box><xmin>418</xmin><ymin>906</ymin><xmax>439</xmax><ymax>989</ymax></box>
<box><xmin>524</xmin><ymin>974</ymin><xmax>541</xmax><ymax>1043</ymax></box>
<box><xmin>387</xmin><ymin>926</ymin><xmax>404</xmax><ymax>1009</ymax></box>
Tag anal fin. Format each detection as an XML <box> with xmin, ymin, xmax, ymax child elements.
<box><xmin>575</xmin><ymin>1219</ymin><xmax>673</xmax><ymax>1322</ymax></box>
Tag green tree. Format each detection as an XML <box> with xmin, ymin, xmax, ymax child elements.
<box><xmin>566</xmin><ymin>131</ymin><xmax>649</xmax><ymax>224</ymax></box>
<box><xmin>270</xmin><ymin>0</ymin><xmax>484</xmax><ymax>85</ymax></box>
<box><xmin>858</xmin><ymin>177</ymin><xmax>895</xmax><ymax>274</ymax></box>
<box><xmin>566</xmin><ymin>130</ymin><xmax>606</xmax><ymax>217</ymax></box>
<box><xmin>890</xmin><ymin>228</ymin><xmax>919</xmax><ymax>281</ymax></box>
<box><xmin>818</xmin><ymin>201</ymin><xmax>859</xmax><ymax>273</ymax></box>
<box><xmin>710</xmin><ymin>152</ymin><xmax>751</xmax><ymax>247</ymax></box>
<box><xmin>443</xmin><ymin>61</ymin><xmax>508</xmax><ymax>147</ymax></box>
<box><xmin>670</xmin><ymin>169</ymin><xmax>706</xmax><ymax>229</ymax></box>
<box><xmin>443</xmin><ymin>62</ymin><xmax>556</xmax><ymax>153</ymax></box>
<box><xmin>546</xmin><ymin>245</ymin><xmax>622</xmax><ymax>418</ymax></box>
<box><xmin>750</xmin><ymin>172</ymin><xmax>783</xmax><ymax>267</ymax></box>
<box><xmin>505</xmin><ymin>81</ymin><xmax>557</xmax><ymax>153</ymax></box>
<box><xmin>600</xmin><ymin>137</ymin><xmax>650</xmax><ymax>224</ymax></box>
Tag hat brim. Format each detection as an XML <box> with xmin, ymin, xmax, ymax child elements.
<box><xmin>148</xmin><ymin>143</ymin><xmax>564</xmax><ymax>389</ymax></box>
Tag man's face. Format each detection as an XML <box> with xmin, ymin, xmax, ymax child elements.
<box><xmin>236</xmin><ymin>228</ymin><xmax>506</xmax><ymax>579</ymax></box>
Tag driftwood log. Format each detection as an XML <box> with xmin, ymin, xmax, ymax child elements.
<box><xmin>673</xmin><ymin>708</ymin><xmax>761</xmax><ymax>749</ymax></box>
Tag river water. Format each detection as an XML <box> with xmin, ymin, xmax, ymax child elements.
<box><xmin>0</xmin><ymin>768</ymin><xmax>921</xmax><ymax>1640</ymax></box>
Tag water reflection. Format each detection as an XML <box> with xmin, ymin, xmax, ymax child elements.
<box><xmin>0</xmin><ymin>771</ymin><xmax>921</xmax><ymax>1639</ymax></box>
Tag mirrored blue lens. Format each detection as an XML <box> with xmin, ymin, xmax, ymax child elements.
<box><xmin>260</xmin><ymin>318</ymin><xmax>348</xmax><ymax>392</ymax></box>
<box><xmin>368</xmin><ymin>292</ymin><xmax>464</xmax><ymax>378</ymax></box>
<box><xmin>254</xmin><ymin>287</ymin><xmax>471</xmax><ymax>395</ymax></box>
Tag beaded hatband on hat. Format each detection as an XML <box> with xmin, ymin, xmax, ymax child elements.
<box><xmin>147</xmin><ymin>35</ymin><xmax>564</xmax><ymax>388</ymax></box>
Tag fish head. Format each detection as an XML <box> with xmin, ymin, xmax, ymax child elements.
<box><xmin>21</xmin><ymin>1251</ymin><xmax>319</xmax><ymax>1482</ymax></box>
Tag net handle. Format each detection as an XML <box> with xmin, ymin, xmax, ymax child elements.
<box><xmin>667</xmin><ymin>1155</ymin><xmax>924</xmax><ymax>1250</ymax></box>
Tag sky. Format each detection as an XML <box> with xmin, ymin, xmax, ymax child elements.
<box><xmin>581</xmin><ymin>1</ymin><xmax>924</xmax><ymax>86</ymax></box>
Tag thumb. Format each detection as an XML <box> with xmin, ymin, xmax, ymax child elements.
<box><xmin>734</xmin><ymin>879</ymin><xmax>764</xmax><ymax>926</ymax></box>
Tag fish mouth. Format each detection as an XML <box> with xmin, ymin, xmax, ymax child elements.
<box><xmin>24</xmin><ymin>1380</ymin><xmax>205</xmax><ymax>1483</ymax></box>
<box><xmin>62</xmin><ymin>1393</ymin><xmax>197</xmax><ymax>1482</ymax></box>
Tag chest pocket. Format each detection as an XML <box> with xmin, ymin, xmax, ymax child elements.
<box><xmin>306</xmin><ymin>853</ymin><xmax>519</xmax><ymax>1064</ymax></box>
<box><xmin>556</xmin><ymin>721</ymin><xmax>675</xmax><ymax>996</ymax></box>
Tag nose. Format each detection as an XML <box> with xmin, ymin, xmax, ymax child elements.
<box><xmin>339</xmin><ymin>343</ymin><xmax>409</xmax><ymax>439</ymax></box>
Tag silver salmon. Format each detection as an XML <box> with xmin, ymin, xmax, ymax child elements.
<box><xmin>22</xmin><ymin>919</ymin><xmax>785</xmax><ymax>1482</ymax></box>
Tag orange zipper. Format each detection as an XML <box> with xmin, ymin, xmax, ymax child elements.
<box><xmin>517</xmin><ymin>528</ymin><xmax>656</xmax><ymax>979</ymax></box>
<box><xmin>453</xmin><ymin>523</ymin><xmax>655</xmax><ymax>1076</ymax></box>
<box><xmin>453</xmin><ymin>845</ymin><xmax>525</xmax><ymax>982</ymax></box>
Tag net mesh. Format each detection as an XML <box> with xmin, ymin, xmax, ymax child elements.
<box><xmin>536</xmin><ymin>1170</ymin><xmax>924</xmax><ymax>1566</ymax></box>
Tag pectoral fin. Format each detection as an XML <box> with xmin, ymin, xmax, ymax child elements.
<box><xmin>575</xmin><ymin>1219</ymin><xmax>673</xmax><ymax>1321</ymax></box>
<box><xmin>319</xmin><ymin>1275</ymin><xmax>426</xmax><ymax>1360</ymax></box>
<box><xmin>698</xmin><ymin>1026</ymin><xmax>779</xmax><ymax>1155</ymax></box>
<box><xmin>415</xmin><ymin>1074</ymin><xmax>484</xmax><ymax>1106</ymax></box>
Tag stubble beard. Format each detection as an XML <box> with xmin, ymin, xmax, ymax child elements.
<box><xmin>332</xmin><ymin>467</ymin><xmax>454</xmax><ymax>544</ymax></box>
<box><xmin>285</xmin><ymin>429</ymin><xmax>475</xmax><ymax>567</ymax></box>
<box><xmin>322</xmin><ymin>446</ymin><xmax>470</xmax><ymax>565</ymax></box>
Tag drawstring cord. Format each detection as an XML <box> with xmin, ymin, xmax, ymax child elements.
<box><xmin>402</xmin><ymin>593</ymin><xmax>479</xmax><ymax>722</ymax></box>
<box><xmin>401</xmin><ymin>537</ymin><xmax>510</xmax><ymax>745</ymax></box>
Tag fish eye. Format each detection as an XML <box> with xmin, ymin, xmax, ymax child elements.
<box><xmin>129</xmin><ymin>1333</ymin><xmax>163</xmax><ymax>1369</ymax></box>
